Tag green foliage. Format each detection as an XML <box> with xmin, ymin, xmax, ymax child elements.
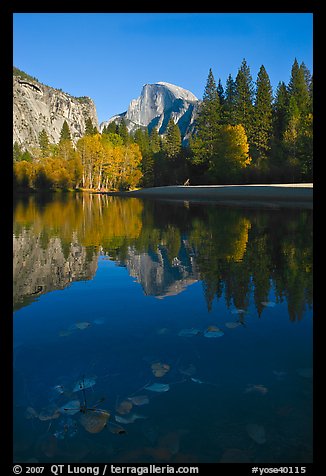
<box><xmin>85</xmin><ymin>117</ymin><xmax>98</xmax><ymax>136</ymax></box>
<box><xmin>38</xmin><ymin>129</ymin><xmax>50</xmax><ymax>158</ymax></box>
<box><xmin>13</xmin><ymin>142</ymin><xmax>23</xmax><ymax>162</ymax></box>
<box><xmin>234</xmin><ymin>59</ymin><xmax>254</xmax><ymax>136</ymax></box>
<box><xmin>60</xmin><ymin>120</ymin><xmax>72</xmax><ymax>142</ymax></box>
<box><xmin>191</xmin><ymin>68</ymin><xmax>221</xmax><ymax>170</ymax></box>
<box><xmin>162</xmin><ymin>119</ymin><xmax>181</xmax><ymax>159</ymax></box>
<box><xmin>102</xmin><ymin>122</ymin><xmax>119</xmax><ymax>135</ymax></box>
<box><xmin>251</xmin><ymin>65</ymin><xmax>273</xmax><ymax>166</ymax></box>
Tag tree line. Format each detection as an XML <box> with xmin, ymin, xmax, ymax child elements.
<box><xmin>13</xmin><ymin>58</ymin><xmax>312</xmax><ymax>191</ymax></box>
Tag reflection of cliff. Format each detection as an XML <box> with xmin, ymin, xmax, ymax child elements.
<box><xmin>121</xmin><ymin>239</ymin><xmax>199</xmax><ymax>298</ymax></box>
<box><xmin>13</xmin><ymin>228</ymin><xmax>98</xmax><ymax>310</ymax></box>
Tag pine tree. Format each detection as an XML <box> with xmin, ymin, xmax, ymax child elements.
<box><xmin>13</xmin><ymin>141</ymin><xmax>23</xmax><ymax>162</ymax></box>
<box><xmin>85</xmin><ymin>117</ymin><xmax>97</xmax><ymax>136</ymax></box>
<box><xmin>283</xmin><ymin>59</ymin><xmax>313</xmax><ymax>175</ymax></box>
<box><xmin>234</xmin><ymin>59</ymin><xmax>254</xmax><ymax>144</ymax></box>
<box><xmin>38</xmin><ymin>129</ymin><xmax>50</xmax><ymax>157</ymax></box>
<box><xmin>287</xmin><ymin>59</ymin><xmax>311</xmax><ymax>117</ymax></box>
<box><xmin>105</xmin><ymin>121</ymin><xmax>119</xmax><ymax>135</ymax></box>
<box><xmin>217</xmin><ymin>78</ymin><xmax>225</xmax><ymax>105</ymax></box>
<box><xmin>273</xmin><ymin>82</ymin><xmax>289</xmax><ymax>141</ymax></box>
<box><xmin>60</xmin><ymin>120</ymin><xmax>71</xmax><ymax>142</ymax></box>
<box><xmin>223</xmin><ymin>74</ymin><xmax>237</xmax><ymax>125</ymax></box>
<box><xmin>162</xmin><ymin>119</ymin><xmax>181</xmax><ymax>159</ymax></box>
<box><xmin>251</xmin><ymin>65</ymin><xmax>273</xmax><ymax>166</ymax></box>
<box><xmin>149</xmin><ymin>127</ymin><xmax>161</xmax><ymax>154</ymax></box>
<box><xmin>191</xmin><ymin>68</ymin><xmax>221</xmax><ymax>167</ymax></box>
<box><xmin>117</xmin><ymin>119</ymin><xmax>130</xmax><ymax>145</ymax></box>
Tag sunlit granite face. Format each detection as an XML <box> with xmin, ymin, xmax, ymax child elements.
<box><xmin>13</xmin><ymin>74</ymin><xmax>99</xmax><ymax>150</ymax></box>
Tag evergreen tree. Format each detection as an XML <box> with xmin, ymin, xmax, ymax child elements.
<box><xmin>38</xmin><ymin>129</ymin><xmax>50</xmax><ymax>157</ymax></box>
<box><xmin>149</xmin><ymin>127</ymin><xmax>162</xmax><ymax>154</ymax></box>
<box><xmin>271</xmin><ymin>81</ymin><xmax>289</xmax><ymax>167</ymax></box>
<box><xmin>223</xmin><ymin>74</ymin><xmax>237</xmax><ymax>125</ymax></box>
<box><xmin>273</xmin><ymin>81</ymin><xmax>289</xmax><ymax>142</ymax></box>
<box><xmin>234</xmin><ymin>59</ymin><xmax>254</xmax><ymax>145</ymax></box>
<box><xmin>85</xmin><ymin>117</ymin><xmax>97</xmax><ymax>136</ymax></box>
<box><xmin>283</xmin><ymin>59</ymin><xmax>313</xmax><ymax>175</ymax></box>
<box><xmin>251</xmin><ymin>65</ymin><xmax>273</xmax><ymax>166</ymax></box>
<box><xmin>191</xmin><ymin>68</ymin><xmax>221</xmax><ymax>168</ymax></box>
<box><xmin>217</xmin><ymin>78</ymin><xmax>225</xmax><ymax>105</ymax></box>
<box><xmin>117</xmin><ymin>119</ymin><xmax>130</xmax><ymax>145</ymax></box>
<box><xmin>162</xmin><ymin>119</ymin><xmax>181</xmax><ymax>159</ymax></box>
<box><xmin>21</xmin><ymin>150</ymin><xmax>33</xmax><ymax>162</ymax></box>
<box><xmin>287</xmin><ymin>59</ymin><xmax>311</xmax><ymax>116</ymax></box>
<box><xmin>134</xmin><ymin>128</ymin><xmax>154</xmax><ymax>187</ymax></box>
<box><xmin>105</xmin><ymin>121</ymin><xmax>119</xmax><ymax>135</ymax></box>
<box><xmin>60</xmin><ymin>120</ymin><xmax>71</xmax><ymax>142</ymax></box>
<box><xmin>13</xmin><ymin>141</ymin><xmax>23</xmax><ymax>162</ymax></box>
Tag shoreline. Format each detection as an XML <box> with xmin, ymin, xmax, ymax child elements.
<box><xmin>104</xmin><ymin>183</ymin><xmax>313</xmax><ymax>209</ymax></box>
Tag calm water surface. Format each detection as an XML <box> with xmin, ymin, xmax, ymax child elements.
<box><xmin>13</xmin><ymin>193</ymin><xmax>313</xmax><ymax>463</ymax></box>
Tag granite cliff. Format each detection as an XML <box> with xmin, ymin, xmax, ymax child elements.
<box><xmin>13</xmin><ymin>68</ymin><xmax>99</xmax><ymax>150</ymax></box>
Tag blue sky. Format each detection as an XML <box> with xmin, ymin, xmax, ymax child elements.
<box><xmin>13</xmin><ymin>13</ymin><xmax>313</xmax><ymax>124</ymax></box>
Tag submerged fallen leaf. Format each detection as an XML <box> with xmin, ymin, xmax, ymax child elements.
<box><xmin>128</xmin><ymin>395</ymin><xmax>150</xmax><ymax>406</ymax></box>
<box><xmin>59</xmin><ymin>400</ymin><xmax>81</xmax><ymax>415</ymax></box>
<box><xmin>151</xmin><ymin>362</ymin><xmax>170</xmax><ymax>378</ymax></box>
<box><xmin>25</xmin><ymin>406</ymin><xmax>38</xmax><ymax>419</ymax></box>
<box><xmin>144</xmin><ymin>383</ymin><xmax>170</xmax><ymax>393</ymax></box>
<box><xmin>52</xmin><ymin>384</ymin><xmax>65</xmax><ymax>395</ymax></box>
<box><xmin>115</xmin><ymin>413</ymin><xmax>147</xmax><ymax>424</ymax></box>
<box><xmin>116</xmin><ymin>400</ymin><xmax>133</xmax><ymax>415</ymax></box>
<box><xmin>38</xmin><ymin>404</ymin><xmax>60</xmax><ymax>421</ymax></box>
<box><xmin>54</xmin><ymin>417</ymin><xmax>78</xmax><ymax>439</ymax></box>
<box><xmin>245</xmin><ymin>384</ymin><xmax>268</xmax><ymax>395</ymax></box>
<box><xmin>246</xmin><ymin>423</ymin><xmax>266</xmax><ymax>444</ymax></box>
<box><xmin>73</xmin><ymin>377</ymin><xmax>96</xmax><ymax>392</ymax></box>
<box><xmin>203</xmin><ymin>329</ymin><xmax>224</xmax><ymax>338</ymax></box>
<box><xmin>80</xmin><ymin>410</ymin><xmax>110</xmax><ymax>433</ymax></box>
<box><xmin>178</xmin><ymin>328</ymin><xmax>201</xmax><ymax>337</ymax></box>
<box><xmin>108</xmin><ymin>422</ymin><xmax>127</xmax><ymax>435</ymax></box>
<box><xmin>179</xmin><ymin>364</ymin><xmax>196</xmax><ymax>377</ymax></box>
<box><xmin>225</xmin><ymin>322</ymin><xmax>241</xmax><ymax>329</ymax></box>
<box><xmin>75</xmin><ymin>321</ymin><xmax>91</xmax><ymax>330</ymax></box>
<box><xmin>206</xmin><ymin>325</ymin><xmax>221</xmax><ymax>332</ymax></box>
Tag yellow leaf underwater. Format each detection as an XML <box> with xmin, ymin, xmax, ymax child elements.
<box><xmin>80</xmin><ymin>410</ymin><xmax>110</xmax><ymax>434</ymax></box>
<box><xmin>116</xmin><ymin>400</ymin><xmax>133</xmax><ymax>415</ymax></box>
<box><xmin>151</xmin><ymin>362</ymin><xmax>170</xmax><ymax>378</ymax></box>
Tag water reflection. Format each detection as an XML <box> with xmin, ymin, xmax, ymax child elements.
<box><xmin>13</xmin><ymin>193</ymin><xmax>312</xmax><ymax>320</ymax></box>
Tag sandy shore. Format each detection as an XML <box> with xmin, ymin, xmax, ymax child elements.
<box><xmin>114</xmin><ymin>183</ymin><xmax>313</xmax><ymax>208</ymax></box>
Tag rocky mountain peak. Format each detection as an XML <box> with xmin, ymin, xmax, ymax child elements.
<box><xmin>101</xmin><ymin>81</ymin><xmax>199</xmax><ymax>142</ymax></box>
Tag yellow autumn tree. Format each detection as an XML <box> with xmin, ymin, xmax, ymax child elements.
<box><xmin>209</xmin><ymin>124</ymin><xmax>251</xmax><ymax>183</ymax></box>
<box><xmin>13</xmin><ymin>160</ymin><xmax>35</xmax><ymax>189</ymax></box>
